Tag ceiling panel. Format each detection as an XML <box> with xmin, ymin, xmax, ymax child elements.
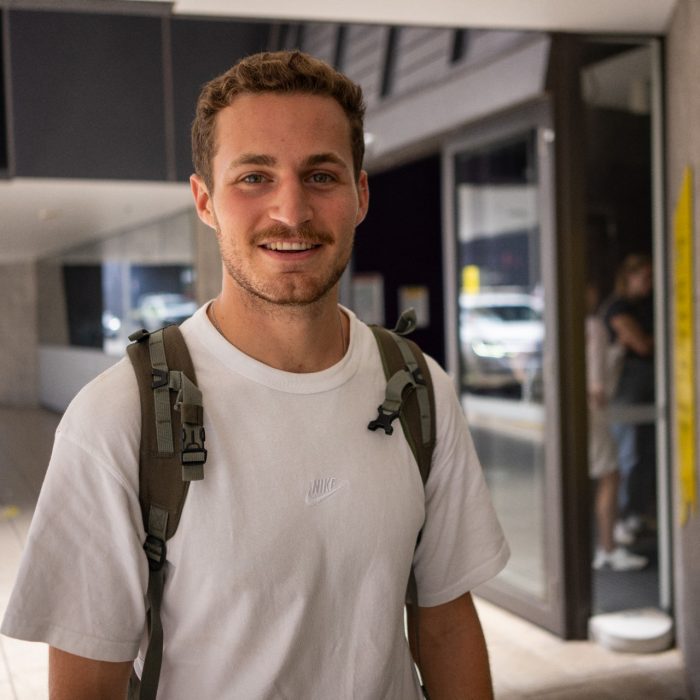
<box><xmin>169</xmin><ymin>0</ymin><xmax>677</xmax><ymax>34</ymax></box>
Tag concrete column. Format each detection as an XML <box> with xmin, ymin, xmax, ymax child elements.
<box><xmin>194</xmin><ymin>218</ymin><xmax>223</xmax><ymax>305</ymax></box>
<box><xmin>36</xmin><ymin>258</ymin><xmax>69</xmax><ymax>346</ymax></box>
<box><xmin>0</xmin><ymin>263</ymin><xmax>38</xmax><ymax>406</ymax></box>
<box><xmin>666</xmin><ymin>2</ymin><xmax>700</xmax><ymax>697</ymax></box>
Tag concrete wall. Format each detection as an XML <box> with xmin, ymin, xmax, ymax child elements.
<box><xmin>36</xmin><ymin>259</ymin><xmax>69</xmax><ymax>346</ymax></box>
<box><xmin>0</xmin><ymin>263</ymin><xmax>38</xmax><ymax>407</ymax></box>
<box><xmin>38</xmin><ymin>346</ymin><xmax>118</xmax><ymax>412</ymax></box>
<box><xmin>666</xmin><ymin>2</ymin><xmax>700</xmax><ymax>697</ymax></box>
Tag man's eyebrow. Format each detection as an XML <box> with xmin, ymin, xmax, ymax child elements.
<box><xmin>227</xmin><ymin>154</ymin><xmax>277</xmax><ymax>169</ymax></box>
<box><xmin>226</xmin><ymin>152</ymin><xmax>349</xmax><ymax>171</ymax></box>
<box><xmin>304</xmin><ymin>153</ymin><xmax>347</xmax><ymax>169</ymax></box>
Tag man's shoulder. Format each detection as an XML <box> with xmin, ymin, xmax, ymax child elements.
<box><xmin>58</xmin><ymin>356</ymin><xmax>140</xmax><ymax>455</ymax></box>
<box><xmin>604</xmin><ymin>296</ymin><xmax>632</xmax><ymax>320</ymax></box>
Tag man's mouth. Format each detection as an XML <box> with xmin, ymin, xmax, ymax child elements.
<box><xmin>262</xmin><ymin>241</ymin><xmax>320</xmax><ymax>252</ymax></box>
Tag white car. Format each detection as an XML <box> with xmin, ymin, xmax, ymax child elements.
<box><xmin>135</xmin><ymin>293</ymin><xmax>198</xmax><ymax>330</ymax></box>
<box><xmin>459</xmin><ymin>292</ymin><xmax>544</xmax><ymax>396</ymax></box>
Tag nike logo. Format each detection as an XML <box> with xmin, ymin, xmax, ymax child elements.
<box><xmin>305</xmin><ymin>477</ymin><xmax>349</xmax><ymax>505</ymax></box>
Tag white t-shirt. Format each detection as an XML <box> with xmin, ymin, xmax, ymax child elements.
<box><xmin>2</xmin><ymin>305</ymin><xmax>509</xmax><ymax>699</ymax></box>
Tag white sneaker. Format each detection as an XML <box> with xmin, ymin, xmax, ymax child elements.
<box><xmin>624</xmin><ymin>514</ymin><xmax>643</xmax><ymax>533</ymax></box>
<box><xmin>592</xmin><ymin>549</ymin><xmax>609</xmax><ymax>570</ymax></box>
<box><xmin>614</xmin><ymin>521</ymin><xmax>635</xmax><ymax>546</ymax></box>
<box><xmin>593</xmin><ymin>547</ymin><xmax>648</xmax><ymax>571</ymax></box>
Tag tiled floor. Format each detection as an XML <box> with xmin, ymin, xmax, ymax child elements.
<box><xmin>477</xmin><ymin>598</ymin><xmax>686</xmax><ymax>699</ymax></box>
<box><xmin>0</xmin><ymin>406</ymin><xmax>689</xmax><ymax>700</ymax></box>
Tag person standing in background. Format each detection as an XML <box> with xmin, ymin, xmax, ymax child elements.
<box><xmin>604</xmin><ymin>254</ymin><xmax>655</xmax><ymax>545</ymax></box>
<box><xmin>586</xmin><ymin>282</ymin><xmax>648</xmax><ymax>571</ymax></box>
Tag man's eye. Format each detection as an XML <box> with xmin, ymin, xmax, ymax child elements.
<box><xmin>241</xmin><ymin>173</ymin><xmax>265</xmax><ymax>184</ymax></box>
<box><xmin>309</xmin><ymin>173</ymin><xmax>334</xmax><ymax>184</ymax></box>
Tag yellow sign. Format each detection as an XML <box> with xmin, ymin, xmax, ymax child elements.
<box><xmin>462</xmin><ymin>265</ymin><xmax>481</xmax><ymax>295</ymax></box>
<box><xmin>673</xmin><ymin>167</ymin><xmax>697</xmax><ymax>524</ymax></box>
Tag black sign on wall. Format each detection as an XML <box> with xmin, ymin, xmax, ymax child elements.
<box><xmin>6</xmin><ymin>9</ymin><xmax>274</xmax><ymax>182</ymax></box>
<box><xmin>10</xmin><ymin>10</ymin><xmax>167</xmax><ymax>180</ymax></box>
<box><xmin>171</xmin><ymin>19</ymin><xmax>271</xmax><ymax>181</ymax></box>
<box><xmin>0</xmin><ymin>11</ymin><xmax>8</xmax><ymax>176</ymax></box>
<box><xmin>353</xmin><ymin>155</ymin><xmax>445</xmax><ymax>365</ymax></box>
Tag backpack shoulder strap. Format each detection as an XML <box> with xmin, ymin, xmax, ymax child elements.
<box><xmin>126</xmin><ymin>324</ymin><xmax>206</xmax><ymax>700</ymax></box>
<box><xmin>368</xmin><ymin>317</ymin><xmax>436</xmax><ymax>485</ymax></box>
<box><xmin>127</xmin><ymin>324</ymin><xmax>206</xmax><ymax>538</ymax></box>
<box><xmin>369</xmin><ymin>313</ymin><xmax>437</xmax><ymax>694</ymax></box>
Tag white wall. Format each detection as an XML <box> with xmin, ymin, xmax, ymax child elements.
<box><xmin>38</xmin><ymin>346</ymin><xmax>120</xmax><ymax>412</ymax></box>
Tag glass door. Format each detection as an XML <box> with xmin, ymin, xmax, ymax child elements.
<box><xmin>443</xmin><ymin>102</ymin><xmax>566</xmax><ymax>633</ymax></box>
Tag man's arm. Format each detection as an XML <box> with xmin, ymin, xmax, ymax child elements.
<box><xmin>407</xmin><ymin>592</ymin><xmax>494</xmax><ymax>700</ymax></box>
<box><xmin>49</xmin><ymin>647</ymin><xmax>133</xmax><ymax>700</ymax></box>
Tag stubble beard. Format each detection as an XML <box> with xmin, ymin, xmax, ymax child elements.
<box><xmin>218</xmin><ymin>222</ymin><xmax>354</xmax><ymax>309</ymax></box>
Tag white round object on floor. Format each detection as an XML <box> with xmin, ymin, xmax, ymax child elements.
<box><xmin>589</xmin><ymin>608</ymin><xmax>674</xmax><ymax>653</ymax></box>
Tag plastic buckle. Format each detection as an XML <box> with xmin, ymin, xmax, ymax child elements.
<box><xmin>368</xmin><ymin>406</ymin><xmax>400</xmax><ymax>435</ymax></box>
<box><xmin>128</xmin><ymin>329</ymin><xmax>150</xmax><ymax>343</ymax></box>
<box><xmin>411</xmin><ymin>367</ymin><xmax>426</xmax><ymax>386</ymax></box>
<box><xmin>182</xmin><ymin>445</ymin><xmax>207</xmax><ymax>464</ymax></box>
<box><xmin>182</xmin><ymin>427</ymin><xmax>207</xmax><ymax>465</ymax></box>
<box><xmin>151</xmin><ymin>368</ymin><xmax>168</xmax><ymax>389</ymax></box>
<box><xmin>144</xmin><ymin>535</ymin><xmax>167</xmax><ymax>572</ymax></box>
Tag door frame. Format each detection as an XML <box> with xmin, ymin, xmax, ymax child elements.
<box><xmin>441</xmin><ymin>96</ymin><xmax>577</xmax><ymax>637</ymax></box>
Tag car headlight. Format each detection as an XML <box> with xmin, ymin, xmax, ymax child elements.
<box><xmin>471</xmin><ymin>340</ymin><xmax>506</xmax><ymax>358</ymax></box>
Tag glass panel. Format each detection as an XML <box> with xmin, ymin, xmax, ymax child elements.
<box><xmin>454</xmin><ymin>131</ymin><xmax>547</xmax><ymax>599</ymax></box>
<box><xmin>37</xmin><ymin>209</ymin><xmax>197</xmax><ymax>356</ymax></box>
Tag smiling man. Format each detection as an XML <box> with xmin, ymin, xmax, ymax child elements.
<box><xmin>1</xmin><ymin>51</ymin><xmax>509</xmax><ymax>699</ymax></box>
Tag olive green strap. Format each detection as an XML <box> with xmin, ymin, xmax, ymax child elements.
<box><xmin>148</xmin><ymin>330</ymin><xmax>174</xmax><ymax>455</ymax></box>
<box><xmin>368</xmin><ymin>324</ymin><xmax>435</xmax><ymax>482</ymax></box>
<box><xmin>139</xmin><ymin>505</ymin><xmax>169</xmax><ymax>700</ymax></box>
<box><xmin>169</xmin><ymin>370</ymin><xmax>206</xmax><ymax>481</ymax></box>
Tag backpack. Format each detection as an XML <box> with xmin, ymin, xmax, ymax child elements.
<box><xmin>125</xmin><ymin>309</ymin><xmax>436</xmax><ymax>700</ymax></box>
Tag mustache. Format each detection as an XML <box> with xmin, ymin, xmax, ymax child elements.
<box><xmin>252</xmin><ymin>222</ymin><xmax>334</xmax><ymax>246</ymax></box>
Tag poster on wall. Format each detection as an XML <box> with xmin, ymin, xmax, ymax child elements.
<box><xmin>398</xmin><ymin>285</ymin><xmax>430</xmax><ymax>328</ymax></box>
<box><xmin>351</xmin><ymin>273</ymin><xmax>384</xmax><ymax>326</ymax></box>
<box><xmin>673</xmin><ymin>167</ymin><xmax>697</xmax><ymax>525</ymax></box>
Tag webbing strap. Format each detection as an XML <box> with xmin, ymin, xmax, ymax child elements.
<box><xmin>393</xmin><ymin>335</ymin><xmax>431</xmax><ymax>447</ymax></box>
<box><xmin>383</xmin><ymin>368</ymin><xmax>416</xmax><ymax>414</ymax></box>
<box><xmin>169</xmin><ymin>370</ymin><xmax>206</xmax><ymax>481</ymax></box>
<box><xmin>148</xmin><ymin>330</ymin><xmax>174</xmax><ymax>455</ymax></box>
<box><xmin>140</xmin><ymin>506</ymin><xmax>169</xmax><ymax>700</ymax></box>
<box><xmin>368</xmin><ymin>332</ymin><xmax>432</xmax><ymax>447</ymax></box>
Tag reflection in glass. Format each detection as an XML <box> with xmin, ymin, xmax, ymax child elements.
<box><xmin>37</xmin><ymin>209</ymin><xmax>197</xmax><ymax>356</ymax></box>
<box><xmin>454</xmin><ymin>131</ymin><xmax>547</xmax><ymax>598</ymax></box>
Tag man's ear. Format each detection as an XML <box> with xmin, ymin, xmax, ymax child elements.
<box><xmin>355</xmin><ymin>170</ymin><xmax>370</xmax><ymax>226</ymax></box>
<box><xmin>190</xmin><ymin>174</ymin><xmax>217</xmax><ymax>230</ymax></box>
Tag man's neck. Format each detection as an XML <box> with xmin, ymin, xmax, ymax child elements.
<box><xmin>209</xmin><ymin>288</ymin><xmax>348</xmax><ymax>373</ymax></box>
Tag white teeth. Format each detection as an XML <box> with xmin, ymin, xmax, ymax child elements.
<box><xmin>265</xmin><ymin>241</ymin><xmax>316</xmax><ymax>251</ymax></box>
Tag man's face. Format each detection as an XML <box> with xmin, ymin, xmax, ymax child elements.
<box><xmin>628</xmin><ymin>265</ymin><xmax>653</xmax><ymax>299</ymax></box>
<box><xmin>191</xmin><ymin>92</ymin><xmax>369</xmax><ymax>308</ymax></box>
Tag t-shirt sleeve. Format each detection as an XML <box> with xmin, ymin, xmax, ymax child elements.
<box><xmin>603</xmin><ymin>297</ymin><xmax>632</xmax><ymax>341</ymax></box>
<box><xmin>0</xmin><ymin>362</ymin><xmax>148</xmax><ymax>662</ymax></box>
<box><xmin>411</xmin><ymin>359</ymin><xmax>510</xmax><ymax>607</ymax></box>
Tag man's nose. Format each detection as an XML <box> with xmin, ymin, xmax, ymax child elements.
<box><xmin>269</xmin><ymin>179</ymin><xmax>313</xmax><ymax>228</ymax></box>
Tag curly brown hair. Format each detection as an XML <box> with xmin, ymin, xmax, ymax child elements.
<box><xmin>191</xmin><ymin>50</ymin><xmax>366</xmax><ymax>192</ymax></box>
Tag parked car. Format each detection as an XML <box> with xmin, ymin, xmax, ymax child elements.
<box><xmin>459</xmin><ymin>291</ymin><xmax>544</xmax><ymax>398</ymax></box>
<box><xmin>135</xmin><ymin>293</ymin><xmax>198</xmax><ymax>330</ymax></box>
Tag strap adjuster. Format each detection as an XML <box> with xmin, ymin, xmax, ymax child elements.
<box><xmin>151</xmin><ymin>368</ymin><xmax>168</xmax><ymax>389</ymax></box>
<box><xmin>128</xmin><ymin>329</ymin><xmax>150</xmax><ymax>343</ymax></box>
<box><xmin>144</xmin><ymin>535</ymin><xmax>167</xmax><ymax>572</ymax></box>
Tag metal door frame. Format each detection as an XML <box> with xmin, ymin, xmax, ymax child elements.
<box><xmin>442</xmin><ymin>97</ymin><xmax>570</xmax><ymax>636</ymax></box>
